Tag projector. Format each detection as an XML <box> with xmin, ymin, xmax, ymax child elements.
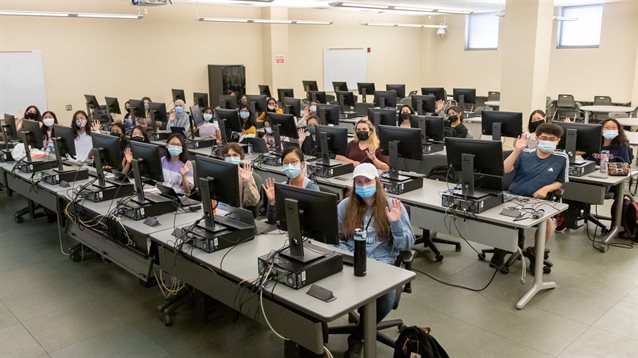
<box><xmin>130</xmin><ymin>0</ymin><xmax>170</xmax><ymax>6</ymax></box>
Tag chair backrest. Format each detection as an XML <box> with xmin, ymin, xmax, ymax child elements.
<box><xmin>487</xmin><ymin>91</ymin><xmax>500</xmax><ymax>101</ymax></box>
<box><xmin>608</xmin><ymin>111</ymin><xmax>629</xmax><ymax>119</ymax></box>
<box><xmin>557</xmin><ymin>94</ymin><xmax>576</xmax><ymax>108</ymax></box>
<box><xmin>594</xmin><ymin>96</ymin><xmax>612</xmax><ymax>106</ymax></box>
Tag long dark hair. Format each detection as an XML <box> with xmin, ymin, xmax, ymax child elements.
<box><xmin>342</xmin><ymin>179</ymin><xmax>391</xmax><ymax>241</ymax></box>
<box><xmin>71</xmin><ymin>110</ymin><xmax>91</xmax><ymax>138</ymax></box>
<box><xmin>24</xmin><ymin>105</ymin><xmax>42</xmax><ymax>122</ymax></box>
<box><xmin>166</xmin><ymin>133</ymin><xmax>189</xmax><ymax>163</ymax></box>
<box><xmin>41</xmin><ymin>111</ymin><xmax>58</xmax><ymax>142</ymax></box>
<box><xmin>527</xmin><ymin>109</ymin><xmax>546</xmax><ymax>133</ymax></box>
<box><xmin>601</xmin><ymin>118</ymin><xmax>628</xmax><ymax>148</ymax></box>
<box><xmin>239</xmin><ymin>105</ymin><xmax>254</xmax><ymax>130</ymax></box>
<box><xmin>131</xmin><ymin>125</ymin><xmax>150</xmax><ymax>143</ymax></box>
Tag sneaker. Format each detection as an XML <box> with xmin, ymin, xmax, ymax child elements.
<box><xmin>489</xmin><ymin>249</ymin><xmax>506</xmax><ymax>268</ymax></box>
<box><xmin>345</xmin><ymin>335</ymin><xmax>363</xmax><ymax>358</ymax></box>
<box><xmin>555</xmin><ymin>213</ymin><xmax>566</xmax><ymax>232</ymax></box>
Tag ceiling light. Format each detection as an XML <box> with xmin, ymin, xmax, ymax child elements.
<box><xmin>363</xmin><ymin>22</ymin><xmax>447</xmax><ymax>29</ymax></box>
<box><xmin>393</xmin><ymin>6</ymin><xmax>434</xmax><ymax>13</ymax></box>
<box><xmin>0</xmin><ymin>10</ymin><xmax>69</xmax><ymax>17</ymax></box>
<box><xmin>331</xmin><ymin>2</ymin><xmax>389</xmax><ymax>10</ymax></box>
<box><xmin>553</xmin><ymin>16</ymin><xmax>578</xmax><ymax>21</ymax></box>
<box><xmin>330</xmin><ymin>2</ymin><xmax>472</xmax><ymax>15</ymax></box>
<box><xmin>198</xmin><ymin>17</ymin><xmax>332</xmax><ymax>25</ymax></box>
<box><xmin>198</xmin><ymin>17</ymin><xmax>249</xmax><ymax>22</ymax></box>
<box><xmin>76</xmin><ymin>13</ymin><xmax>143</xmax><ymax>19</ymax></box>
<box><xmin>252</xmin><ymin>19</ymin><xmax>292</xmax><ymax>24</ymax></box>
<box><xmin>432</xmin><ymin>9</ymin><xmax>472</xmax><ymax>15</ymax></box>
<box><xmin>0</xmin><ymin>10</ymin><xmax>143</xmax><ymax>19</ymax></box>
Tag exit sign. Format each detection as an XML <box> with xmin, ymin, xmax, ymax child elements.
<box><xmin>275</xmin><ymin>55</ymin><xmax>285</xmax><ymax>64</ymax></box>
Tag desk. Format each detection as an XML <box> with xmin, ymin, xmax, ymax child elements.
<box><xmin>616</xmin><ymin>117</ymin><xmax>638</xmax><ymax>127</ymax></box>
<box><xmin>484</xmin><ymin>100</ymin><xmax>500</xmax><ymax>108</ymax></box>
<box><xmin>579</xmin><ymin>105</ymin><xmax>633</xmax><ymax>123</ymax></box>
<box><xmin>150</xmin><ymin>231</ymin><xmax>415</xmax><ymax>357</ymax></box>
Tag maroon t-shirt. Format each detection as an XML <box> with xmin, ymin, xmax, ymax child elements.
<box><xmin>346</xmin><ymin>140</ymin><xmax>389</xmax><ymax>165</ymax></box>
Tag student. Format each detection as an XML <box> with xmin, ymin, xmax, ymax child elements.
<box><xmin>257</xmin><ymin>97</ymin><xmax>283</xmax><ymax>122</ymax></box>
<box><xmin>142</xmin><ymin>96</ymin><xmax>152</xmax><ymax>119</ymax></box>
<box><xmin>263</xmin><ymin>146</ymin><xmax>320</xmax><ymax>224</ymax></box>
<box><xmin>443</xmin><ymin>106</ymin><xmax>469</xmax><ymax>138</ymax></box>
<box><xmin>298</xmin><ymin>101</ymin><xmax>318</xmax><ymax>128</ymax></box>
<box><xmin>493</xmin><ymin>122</ymin><xmax>568</xmax><ymax>272</ymax></box>
<box><xmin>586</xmin><ymin>118</ymin><xmax>632</xmax><ymax>165</ymax></box>
<box><xmin>161</xmin><ymin>134</ymin><xmax>193</xmax><ymax>195</ymax></box>
<box><xmin>40</xmin><ymin>111</ymin><xmax>58</xmax><ymax>154</ymax></box>
<box><xmin>398</xmin><ymin>105</ymin><xmax>413</xmax><ymax>128</ymax></box>
<box><xmin>123</xmin><ymin>101</ymin><xmax>133</xmax><ymax>128</ymax></box>
<box><xmin>523</xmin><ymin>110</ymin><xmax>547</xmax><ymax>149</ymax></box>
<box><xmin>239</xmin><ymin>94</ymin><xmax>249</xmax><ymax>107</ymax></box>
<box><xmin>123</xmin><ymin>125</ymin><xmax>149</xmax><ymax>175</ymax></box>
<box><xmin>434</xmin><ymin>98</ymin><xmax>446</xmax><ymax>116</ymax></box>
<box><xmin>110</xmin><ymin>122</ymin><xmax>128</xmax><ymax>150</ymax></box>
<box><xmin>130</xmin><ymin>125</ymin><xmax>150</xmax><ymax>143</ymax></box>
<box><xmin>166</xmin><ymin>99</ymin><xmax>191</xmax><ymax>135</ymax></box>
<box><xmin>71</xmin><ymin>110</ymin><xmax>93</xmax><ymax>163</ymax></box>
<box><xmin>337</xmin><ymin>163</ymin><xmax>415</xmax><ymax>357</ymax></box>
<box><xmin>239</xmin><ymin>105</ymin><xmax>257</xmax><ymax>137</ymax></box>
<box><xmin>17</xmin><ymin>105</ymin><xmax>42</xmax><ymax>131</ymax></box>
<box><xmin>337</xmin><ymin>119</ymin><xmax>389</xmax><ymax>171</ymax></box>
<box><xmin>197</xmin><ymin>107</ymin><xmax>221</xmax><ymax>142</ymax></box>
<box><xmin>298</xmin><ymin>115</ymin><xmax>320</xmax><ymax>156</ymax></box>
<box><xmin>261</xmin><ymin>117</ymin><xmax>289</xmax><ymax>150</ymax></box>
<box><xmin>221</xmin><ymin>143</ymin><xmax>260</xmax><ymax>208</ymax></box>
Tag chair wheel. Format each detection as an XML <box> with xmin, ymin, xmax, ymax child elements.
<box><xmin>478</xmin><ymin>253</ymin><xmax>486</xmax><ymax>260</ymax></box>
<box><xmin>14</xmin><ymin>216</ymin><xmax>23</xmax><ymax>223</ymax></box>
<box><xmin>435</xmin><ymin>254</ymin><xmax>443</xmax><ymax>262</ymax></box>
<box><xmin>543</xmin><ymin>266</ymin><xmax>551</xmax><ymax>274</ymax></box>
<box><xmin>455</xmin><ymin>245</ymin><xmax>462</xmax><ymax>252</ymax></box>
<box><xmin>70</xmin><ymin>253</ymin><xmax>82</xmax><ymax>262</ymax></box>
<box><xmin>164</xmin><ymin>312</ymin><xmax>175</xmax><ymax>326</ymax></box>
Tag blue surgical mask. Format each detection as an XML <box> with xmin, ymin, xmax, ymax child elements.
<box><xmin>355</xmin><ymin>184</ymin><xmax>376</xmax><ymax>199</ymax></box>
<box><xmin>537</xmin><ymin>140</ymin><xmax>557</xmax><ymax>154</ymax></box>
<box><xmin>144</xmin><ymin>103</ymin><xmax>150</xmax><ymax>110</ymax></box>
<box><xmin>307</xmin><ymin>125</ymin><xmax>316</xmax><ymax>135</ymax></box>
<box><xmin>175</xmin><ymin>106</ymin><xmax>184</xmax><ymax>115</ymax></box>
<box><xmin>203</xmin><ymin>113</ymin><xmax>213</xmax><ymax>122</ymax></box>
<box><xmin>240</xmin><ymin>111</ymin><xmax>250</xmax><ymax>120</ymax></box>
<box><xmin>167</xmin><ymin>145</ymin><xmax>183</xmax><ymax>157</ymax></box>
<box><xmin>602</xmin><ymin>130</ymin><xmax>618</xmax><ymax>140</ymax></box>
<box><xmin>265</xmin><ymin>127</ymin><xmax>273</xmax><ymax>134</ymax></box>
<box><xmin>224</xmin><ymin>156</ymin><xmax>240</xmax><ymax>165</ymax></box>
<box><xmin>283</xmin><ymin>164</ymin><xmax>302</xmax><ymax>179</ymax></box>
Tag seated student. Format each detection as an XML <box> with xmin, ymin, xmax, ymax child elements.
<box><xmin>398</xmin><ymin>105</ymin><xmax>413</xmax><ymax>128</ymax></box>
<box><xmin>491</xmin><ymin>123</ymin><xmax>568</xmax><ymax>272</ymax></box>
<box><xmin>109</xmin><ymin>122</ymin><xmax>130</xmax><ymax>172</ymax></box>
<box><xmin>137</xmin><ymin>96</ymin><xmax>157</xmax><ymax>128</ymax></box>
<box><xmin>586</xmin><ymin>118</ymin><xmax>633</xmax><ymax>165</ymax></box>
<box><xmin>123</xmin><ymin>125</ymin><xmax>150</xmax><ymax>175</ymax></box>
<box><xmin>166</xmin><ymin>99</ymin><xmax>191</xmax><ymax>135</ymax></box>
<box><xmin>298</xmin><ymin>100</ymin><xmax>318</xmax><ymax>128</ymax></box>
<box><xmin>298</xmin><ymin>115</ymin><xmax>320</xmax><ymax>156</ymax></box>
<box><xmin>337</xmin><ymin>119</ymin><xmax>389</xmax><ymax>171</ymax></box>
<box><xmin>123</xmin><ymin>101</ymin><xmax>134</xmax><ymax>128</ymax></box>
<box><xmin>71</xmin><ymin>110</ymin><xmax>93</xmax><ymax>163</ymax></box>
<box><xmin>17</xmin><ymin>105</ymin><xmax>42</xmax><ymax>131</ymax></box>
<box><xmin>239</xmin><ymin>94</ymin><xmax>249</xmax><ymax>108</ymax></box>
<box><xmin>443</xmin><ymin>106</ymin><xmax>469</xmax><ymax>138</ymax></box>
<box><xmin>523</xmin><ymin>110</ymin><xmax>547</xmax><ymax>149</ymax></box>
<box><xmin>337</xmin><ymin>163</ymin><xmax>415</xmax><ymax>357</ymax></box>
<box><xmin>130</xmin><ymin>125</ymin><xmax>150</xmax><ymax>143</ymax></box>
<box><xmin>261</xmin><ymin>117</ymin><xmax>289</xmax><ymax>150</ymax></box>
<box><xmin>196</xmin><ymin>107</ymin><xmax>221</xmax><ymax>142</ymax></box>
<box><xmin>40</xmin><ymin>111</ymin><xmax>58</xmax><ymax>154</ymax></box>
<box><xmin>257</xmin><ymin>97</ymin><xmax>283</xmax><ymax>122</ymax></box>
<box><xmin>239</xmin><ymin>105</ymin><xmax>257</xmax><ymax>137</ymax></box>
<box><xmin>221</xmin><ymin>143</ymin><xmax>260</xmax><ymax>208</ymax></box>
<box><xmin>263</xmin><ymin>146</ymin><xmax>320</xmax><ymax>224</ymax></box>
<box><xmin>161</xmin><ymin>134</ymin><xmax>193</xmax><ymax>196</ymax></box>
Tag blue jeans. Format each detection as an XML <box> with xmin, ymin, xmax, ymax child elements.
<box><xmin>353</xmin><ymin>288</ymin><xmax>398</xmax><ymax>339</ymax></box>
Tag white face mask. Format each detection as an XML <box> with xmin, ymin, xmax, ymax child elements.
<box><xmin>43</xmin><ymin>118</ymin><xmax>55</xmax><ymax>127</ymax></box>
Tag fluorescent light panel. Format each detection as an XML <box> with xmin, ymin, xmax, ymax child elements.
<box><xmin>329</xmin><ymin>2</ymin><xmax>472</xmax><ymax>15</ymax></box>
<box><xmin>363</xmin><ymin>22</ymin><xmax>447</xmax><ymax>29</ymax></box>
<box><xmin>198</xmin><ymin>17</ymin><xmax>331</xmax><ymax>25</ymax></box>
<box><xmin>0</xmin><ymin>10</ymin><xmax>142</xmax><ymax>19</ymax></box>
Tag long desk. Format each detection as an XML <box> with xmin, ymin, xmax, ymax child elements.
<box><xmin>150</xmin><ymin>231</ymin><xmax>415</xmax><ymax>357</ymax></box>
<box><xmin>580</xmin><ymin>105</ymin><xmax>634</xmax><ymax>123</ymax></box>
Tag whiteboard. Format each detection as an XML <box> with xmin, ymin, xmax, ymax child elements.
<box><xmin>1</xmin><ymin>51</ymin><xmax>47</xmax><ymax>116</ymax></box>
<box><xmin>323</xmin><ymin>48</ymin><xmax>367</xmax><ymax>93</ymax></box>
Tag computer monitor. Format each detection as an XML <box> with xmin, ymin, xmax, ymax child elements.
<box><xmin>386</xmin><ymin>84</ymin><xmax>406</xmax><ymax>99</ymax></box>
<box><xmin>302</xmin><ymin>80</ymin><xmax>319</xmax><ymax>92</ymax></box>
<box><xmin>129</xmin><ymin>141</ymin><xmax>164</xmax><ymax>205</ymax></box>
<box><xmin>373</xmin><ymin>90</ymin><xmax>398</xmax><ymax>108</ymax></box>
<box><xmin>554</xmin><ymin>122</ymin><xmax>602</xmax><ymax>164</ymax></box>
<box><xmin>267</xmin><ymin>113</ymin><xmax>298</xmax><ymax>139</ymax></box>
<box><xmin>409</xmin><ymin>115</ymin><xmax>445</xmax><ymax>142</ymax></box>
<box><xmin>129</xmin><ymin>99</ymin><xmax>145</xmax><ymax>118</ymax></box>
<box><xmin>308</xmin><ymin>91</ymin><xmax>327</xmax><ymax>104</ymax></box>
<box><xmin>282</xmin><ymin>97</ymin><xmax>301</xmax><ymax>118</ymax></box>
<box><xmin>247</xmin><ymin>95</ymin><xmax>268</xmax><ymax>114</ymax></box>
<box><xmin>274</xmin><ymin>183</ymin><xmax>339</xmax><ymax>245</ymax></box>
<box><xmin>195</xmin><ymin>155</ymin><xmax>241</xmax><ymax>208</ymax></box>
<box><xmin>92</xmin><ymin>133</ymin><xmax>123</xmax><ymax>188</ymax></box>
<box><xmin>215</xmin><ymin>108</ymin><xmax>242</xmax><ymax>137</ymax></box>
<box><xmin>219</xmin><ymin>94</ymin><xmax>237</xmax><ymax>109</ymax></box>
<box><xmin>193</xmin><ymin>92</ymin><xmax>208</xmax><ymax>108</ymax></box>
<box><xmin>378</xmin><ymin>125</ymin><xmax>423</xmax><ymax>161</ymax></box>
<box><xmin>277</xmin><ymin>88</ymin><xmax>294</xmax><ymax>103</ymax></box>
<box><xmin>445</xmin><ymin>137</ymin><xmax>504</xmax><ymax>196</ymax></box>
<box><xmin>190</xmin><ymin>105</ymin><xmax>203</xmax><ymax>127</ymax></box>
<box><xmin>332</xmin><ymin>81</ymin><xmax>348</xmax><ymax>92</ymax></box>
<box><xmin>317</xmin><ymin>104</ymin><xmax>340</xmax><ymax>126</ymax></box>
<box><xmin>148</xmin><ymin>102</ymin><xmax>168</xmax><ymax>125</ymax></box>
<box><xmin>104</xmin><ymin>97</ymin><xmax>121</xmax><ymax>114</ymax></box>
<box><xmin>481</xmin><ymin>111</ymin><xmax>523</xmax><ymax>140</ymax></box>
<box><xmin>421</xmin><ymin>87</ymin><xmax>446</xmax><ymax>101</ymax></box>
<box><xmin>51</xmin><ymin>125</ymin><xmax>76</xmax><ymax>171</ymax></box>
<box><xmin>3</xmin><ymin>113</ymin><xmax>18</xmax><ymax>141</ymax></box>
<box><xmin>84</xmin><ymin>94</ymin><xmax>100</xmax><ymax>110</ymax></box>
<box><xmin>412</xmin><ymin>95</ymin><xmax>436</xmax><ymax>115</ymax></box>
<box><xmin>335</xmin><ymin>91</ymin><xmax>356</xmax><ymax>108</ymax></box>
<box><xmin>315</xmin><ymin>125</ymin><xmax>348</xmax><ymax>156</ymax></box>
<box><xmin>258</xmin><ymin>85</ymin><xmax>271</xmax><ymax>98</ymax></box>
<box><xmin>453</xmin><ymin>88</ymin><xmax>476</xmax><ymax>105</ymax></box>
<box><xmin>357</xmin><ymin>82</ymin><xmax>376</xmax><ymax>101</ymax></box>
<box><xmin>21</xmin><ymin>119</ymin><xmax>44</xmax><ymax>151</ymax></box>
<box><xmin>368</xmin><ymin>108</ymin><xmax>397</xmax><ymax>128</ymax></box>
<box><xmin>171</xmin><ymin>89</ymin><xmax>186</xmax><ymax>103</ymax></box>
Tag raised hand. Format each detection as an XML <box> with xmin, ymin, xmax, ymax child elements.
<box><xmin>239</xmin><ymin>163</ymin><xmax>253</xmax><ymax>182</ymax></box>
<box><xmin>262</xmin><ymin>177</ymin><xmax>276</xmax><ymax>205</ymax></box>
<box><xmin>385</xmin><ymin>198</ymin><xmax>403</xmax><ymax>222</ymax></box>
<box><xmin>168</xmin><ymin>111</ymin><xmax>176</xmax><ymax>121</ymax></box>
<box><xmin>180</xmin><ymin>160</ymin><xmax>192</xmax><ymax>177</ymax></box>
<box><xmin>435</xmin><ymin>99</ymin><xmax>445</xmax><ymax>112</ymax></box>
<box><xmin>124</xmin><ymin>147</ymin><xmax>133</xmax><ymax>164</ymax></box>
<box><xmin>514</xmin><ymin>135</ymin><xmax>529</xmax><ymax>151</ymax></box>
<box><xmin>297</xmin><ymin>128</ymin><xmax>306</xmax><ymax>142</ymax></box>
<box><xmin>92</xmin><ymin>120</ymin><xmax>101</xmax><ymax>132</ymax></box>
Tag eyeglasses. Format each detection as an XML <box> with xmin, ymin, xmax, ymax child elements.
<box><xmin>537</xmin><ymin>136</ymin><xmax>559</xmax><ymax>141</ymax></box>
<box><xmin>282</xmin><ymin>160</ymin><xmax>301</xmax><ymax>166</ymax></box>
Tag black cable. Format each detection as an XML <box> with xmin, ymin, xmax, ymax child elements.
<box><xmin>412</xmin><ymin>266</ymin><xmax>500</xmax><ymax>292</ymax></box>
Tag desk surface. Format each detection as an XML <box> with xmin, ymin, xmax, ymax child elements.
<box><xmin>484</xmin><ymin>101</ymin><xmax>500</xmax><ymax>107</ymax></box>
<box><xmin>568</xmin><ymin>169</ymin><xmax>637</xmax><ymax>186</ymax></box>
<box><xmin>616</xmin><ymin>117</ymin><xmax>638</xmax><ymax>127</ymax></box>
<box><xmin>579</xmin><ymin>105</ymin><xmax>633</xmax><ymax>113</ymax></box>
<box><xmin>150</xmin><ymin>231</ymin><xmax>415</xmax><ymax>322</ymax></box>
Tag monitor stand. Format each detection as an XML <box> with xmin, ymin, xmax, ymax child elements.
<box><xmin>16</xmin><ymin>131</ymin><xmax>57</xmax><ymax>173</ymax></box>
<box><xmin>379</xmin><ymin>140</ymin><xmax>423</xmax><ymax>194</ymax></box>
<box><xmin>117</xmin><ymin>159</ymin><xmax>176</xmax><ymax>220</ymax></box>
<box><xmin>262</xmin><ymin>125</ymin><xmax>283</xmax><ymax>166</ymax></box>
<box><xmin>278</xmin><ymin>199</ymin><xmax>323</xmax><ymax>263</ymax></box>
<box><xmin>41</xmin><ymin>138</ymin><xmax>89</xmax><ymax>185</ymax></box>
<box><xmin>84</xmin><ymin>148</ymin><xmax>134</xmax><ymax>202</ymax></box>
<box><xmin>306</xmin><ymin>132</ymin><xmax>354</xmax><ymax>178</ymax></box>
<box><xmin>0</xmin><ymin>127</ymin><xmax>14</xmax><ymax>162</ymax></box>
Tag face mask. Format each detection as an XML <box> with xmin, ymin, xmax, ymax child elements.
<box><xmin>111</xmin><ymin>132</ymin><xmax>123</xmax><ymax>139</ymax></box>
<box><xmin>203</xmin><ymin>113</ymin><xmax>213</xmax><ymax>122</ymax></box>
<box><xmin>126</xmin><ymin>107</ymin><xmax>131</xmax><ymax>113</ymax></box>
<box><xmin>131</xmin><ymin>135</ymin><xmax>145</xmax><ymax>142</ymax></box>
<box><xmin>43</xmin><ymin>118</ymin><xmax>55</xmax><ymax>127</ymax></box>
<box><xmin>265</xmin><ymin>127</ymin><xmax>273</xmax><ymax>134</ymax></box>
<box><xmin>448</xmin><ymin>114</ymin><xmax>459</xmax><ymax>123</ymax></box>
<box><xmin>538</xmin><ymin>140</ymin><xmax>557</xmax><ymax>153</ymax></box>
<box><xmin>76</xmin><ymin>119</ymin><xmax>87</xmax><ymax>128</ymax></box>
<box><xmin>603</xmin><ymin>130</ymin><xmax>618</xmax><ymax>140</ymax></box>
<box><xmin>307</xmin><ymin>125</ymin><xmax>316</xmax><ymax>135</ymax></box>
<box><xmin>356</xmin><ymin>131</ymin><xmax>369</xmax><ymax>141</ymax></box>
<box><xmin>239</xmin><ymin>111</ymin><xmax>250</xmax><ymax>120</ymax></box>
<box><xmin>309</xmin><ymin>105</ymin><xmax>317</xmax><ymax>113</ymax></box>
<box><xmin>167</xmin><ymin>145</ymin><xmax>183</xmax><ymax>157</ymax></box>
<box><xmin>144</xmin><ymin>103</ymin><xmax>150</xmax><ymax>110</ymax></box>
<box><xmin>268</xmin><ymin>105</ymin><xmax>276</xmax><ymax>111</ymax></box>
<box><xmin>355</xmin><ymin>184</ymin><xmax>376</xmax><ymax>199</ymax></box>
<box><xmin>25</xmin><ymin>112</ymin><xmax>37</xmax><ymax>120</ymax></box>
<box><xmin>175</xmin><ymin>106</ymin><xmax>184</xmax><ymax>115</ymax></box>
<box><xmin>529</xmin><ymin>120</ymin><xmax>544</xmax><ymax>133</ymax></box>
<box><xmin>401</xmin><ymin>113</ymin><xmax>411</xmax><ymax>120</ymax></box>
<box><xmin>224</xmin><ymin>156</ymin><xmax>240</xmax><ymax>165</ymax></box>
<box><xmin>283</xmin><ymin>164</ymin><xmax>302</xmax><ymax>179</ymax></box>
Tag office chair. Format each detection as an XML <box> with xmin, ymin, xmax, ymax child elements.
<box><xmin>593</xmin><ymin>96</ymin><xmax>612</xmax><ymax>106</ymax></box>
<box><xmin>487</xmin><ymin>91</ymin><xmax>500</xmax><ymax>101</ymax></box>
<box><xmin>554</xmin><ymin>94</ymin><xmax>578</xmax><ymax>121</ymax></box>
<box><xmin>14</xmin><ymin>200</ymin><xmax>49</xmax><ymax>223</ymax></box>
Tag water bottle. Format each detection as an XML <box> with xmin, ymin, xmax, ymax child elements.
<box><xmin>247</xmin><ymin>143</ymin><xmax>253</xmax><ymax>155</ymax></box>
<box><xmin>353</xmin><ymin>229</ymin><xmax>367</xmax><ymax>277</ymax></box>
<box><xmin>600</xmin><ymin>150</ymin><xmax>609</xmax><ymax>174</ymax></box>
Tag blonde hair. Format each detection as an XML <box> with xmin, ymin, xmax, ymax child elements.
<box><xmin>354</xmin><ymin>119</ymin><xmax>380</xmax><ymax>151</ymax></box>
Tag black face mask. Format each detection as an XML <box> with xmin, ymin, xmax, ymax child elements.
<box><xmin>25</xmin><ymin>112</ymin><xmax>37</xmax><ymax>120</ymax></box>
<box><xmin>125</xmin><ymin>108</ymin><xmax>131</xmax><ymax>113</ymax></box>
<box><xmin>356</xmin><ymin>131</ymin><xmax>369</xmax><ymax>141</ymax></box>
<box><xmin>529</xmin><ymin>120</ymin><xmax>545</xmax><ymax>133</ymax></box>
<box><xmin>447</xmin><ymin>114</ymin><xmax>459</xmax><ymax>123</ymax></box>
<box><xmin>401</xmin><ymin>113</ymin><xmax>411</xmax><ymax>120</ymax></box>
<box><xmin>131</xmin><ymin>136</ymin><xmax>145</xmax><ymax>142</ymax></box>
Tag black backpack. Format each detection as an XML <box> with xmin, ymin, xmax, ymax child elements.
<box><xmin>427</xmin><ymin>165</ymin><xmax>455</xmax><ymax>183</ymax></box>
<box><xmin>394</xmin><ymin>326</ymin><xmax>449</xmax><ymax>358</ymax></box>
<box><xmin>611</xmin><ymin>195</ymin><xmax>638</xmax><ymax>242</ymax></box>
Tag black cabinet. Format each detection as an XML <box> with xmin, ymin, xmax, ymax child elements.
<box><xmin>208</xmin><ymin>65</ymin><xmax>246</xmax><ymax>108</ymax></box>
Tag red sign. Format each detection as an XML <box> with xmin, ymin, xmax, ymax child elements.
<box><xmin>275</xmin><ymin>55</ymin><xmax>285</xmax><ymax>64</ymax></box>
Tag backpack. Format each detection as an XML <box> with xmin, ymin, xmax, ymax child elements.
<box><xmin>611</xmin><ymin>195</ymin><xmax>638</xmax><ymax>242</ymax></box>
<box><xmin>427</xmin><ymin>165</ymin><xmax>455</xmax><ymax>183</ymax></box>
<box><xmin>394</xmin><ymin>326</ymin><xmax>449</xmax><ymax>358</ymax></box>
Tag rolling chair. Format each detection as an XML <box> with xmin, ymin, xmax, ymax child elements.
<box><xmin>593</xmin><ymin>95</ymin><xmax>612</xmax><ymax>106</ymax></box>
<box><xmin>487</xmin><ymin>91</ymin><xmax>500</xmax><ymax>101</ymax></box>
<box><xmin>554</xmin><ymin>94</ymin><xmax>579</xmax><ymax>121</ymax></box>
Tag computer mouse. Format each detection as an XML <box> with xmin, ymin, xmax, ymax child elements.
<box><xmin>143</xmin><ymin>217</ymin><xmax>159</xmax><ymax>227</ymax></box>
<box><xmin>59</xmin><ymin>180</ymin><xmax>70</xmax><ymax>188</ymax></box>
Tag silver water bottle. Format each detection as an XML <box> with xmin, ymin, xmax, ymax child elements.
<box><xmin>354</xmin><ymin>228</ymin><xmax>367</xmax><ymax>277</ymax></box>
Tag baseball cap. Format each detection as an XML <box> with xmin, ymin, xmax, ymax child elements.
<box><xmin>352</xmin><ymin>163</ymin><xmax>379</xmax><ymax>180</ymax></box>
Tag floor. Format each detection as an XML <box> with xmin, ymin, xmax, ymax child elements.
<box><xmin>1</xmin><ymin>194</ymin><xmax>637</xmax><ymax>358</ymax></box>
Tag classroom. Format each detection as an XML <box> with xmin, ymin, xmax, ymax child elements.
<box><xmin>1</xmin><ymin>0</ymin><xmax>637</xmax><ymax>357</ymax></box>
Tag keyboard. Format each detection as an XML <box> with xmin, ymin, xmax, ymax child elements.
<box><xmin>341</xmin><ymin>254</ymin><xmax>354</xmax><ymax>266</ymax></box>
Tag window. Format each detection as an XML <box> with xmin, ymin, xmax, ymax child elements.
<box><xmin>558</xmin><ymin>4</ymin><xmax>603</xmax><ymax>48</ymax></box>
<box><xmin>465</xmin><ymin>13</ymin><xmax>500</xmax><ymax>50</ymax></box>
